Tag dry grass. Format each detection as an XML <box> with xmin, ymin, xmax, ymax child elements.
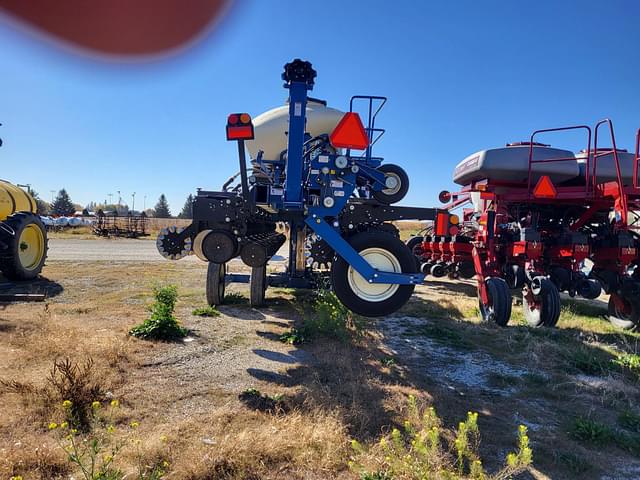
<box><xmin>0</xmin><ymin>257</ymin><xmax>638</xmax><ymax>479</ymax></box>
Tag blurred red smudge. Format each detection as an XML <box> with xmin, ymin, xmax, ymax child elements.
<box><xmin>0</xmin><ymin>0</ymin><xmax>232</xmax><ymax>56</ymax></box>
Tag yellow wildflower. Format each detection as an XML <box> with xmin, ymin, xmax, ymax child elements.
<box><xmin>60</xmin><ymin>422</ymin><xmax>68</xmax><ymax>429</ymax></box>
<box><xmin>162</xmin><ymin>461</ymin><xmax>170</xmax><ymax>468</ymax></box>
<box><xmin>48</xmin><ymin>422</ymin><xmax>58</xmax><ymax>430</ymax></box>
<box><xmin>160</xmin><ymin>434</ymin><xmax>168</xmax><ymax>443</ymax></box>
<box><xmin>62</xmin><ymin>400</ymin><xmax>72</xmax><ymax>409</ymax></box>
<box><xmin>130</xmin><ymin>421</ymin><xmax>139</xmax><ymax>429</ymax></box>
<box><xmin>110</xmin><ymin>399</ymin><xmax>119</xmax><ymax>408</ymax></box>
<box><xmin>91</xmin><ymin>401</ymin><xmax>101</xmax><ymax>410</ymax></box>
<box><xmin>10</xmin><ymin>476</ymin><xmax>23</xmax><ymax>480</ymax></box>
<box><xmin>107</xmin><ymin>425</ymin><xmax>115</xmax><ymax>434</ymax></box>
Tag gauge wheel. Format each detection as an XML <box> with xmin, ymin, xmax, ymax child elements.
<box><xmin>250</xmin><ymin>265</ymin><xmax>267</xmax><ymax>307</ymax></box>
<box><xmin>607</xmin><ymin>294</ymin><xmax>639</xmax><ymax>330</ymax></box>
<box><xmin>331</xmin><ymin>231</ymin><xmax>416</xmax><ymax>317</ymax></box>
<box><xmin>206</xmin><ymin>262</ymin><xmax>226</xmax><ymax>306</ymax></box>
<box><xmin>0</xmin><ymin>212</ymin><xmax>48</xmax><ymax>280</ymax></box>
<box><xmin>522</xmin><ymin>277</ymin><xmax>561</xmax><ymax>328</ymax></box>
<box><xmin>372</xmin><ymin>164</ymin><xmax>410</xmax><ymax>205</ymax></box>
<box><xmin>478</xmin><ymin>277</ymin><xmax>512</xmax><ymax>326</ymax></box>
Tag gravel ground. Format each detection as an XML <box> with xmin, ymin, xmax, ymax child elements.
<box><xmin>47</xmin><ymin>238</ymin><xmax>288</xmax><ymax>263</ymax></box>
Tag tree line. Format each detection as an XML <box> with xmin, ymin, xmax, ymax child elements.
<box><xmin>31</xmin><ymin>189</ymin><xmax>195</xmax><ymax>219</ymax></box>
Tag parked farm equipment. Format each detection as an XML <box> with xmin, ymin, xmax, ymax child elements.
<box><xmin>157</xmin><ymin>59</ymin><xmax>455</xmax><ymax>316</ymax></box>
<box><xmin>94</xmin><ymin>210</ymin><xmax>149</xmax><ymax>238</ymax></box>
<box><xmin>412</xmin><ymin>121</ymin><xmax>640</xmax><ymax>329</ymax></box>
<box><xmin>0</xmin><ymin>127</ymin><xmax>48</xmax><ymax>280</ymax></box>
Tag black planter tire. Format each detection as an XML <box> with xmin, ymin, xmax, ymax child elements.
<box><xmin>607</xmin><ymin>295</ymin><xmax>638</xmax><ymax>330</ymax></box>
<box><xmin>372</xmin><ymin>164</ymin><xmax>410</xmax><ymax>205</ymax></box>
<box><xmin>478</xmin><ymin>277</ymin><xmax>512</xmax><ymax>326</ymax></box>
<box><xmin>406</xmin><ymin>235</ymin><xmax>424</xmax><ymax>269</ymax></box>
<box><xmin>0</xmin><ymin>212</ymin><xmax>48</xmax><ymax>280</ymax></box>
<box><xmin>206</xmin><ymin>262</ymin><xmax>226</xmax><ymax>306</ymax></box>
<box><xmin>250</xmin><ymin>265</ymin><xmax>267</xmax><ymax>307</ymax></box>
<box><xmin>331</xmin><ymin>231</ymin><xmax>416</xmax><ymax>317</ymax></box>
<box><xmin>522</xmin><ymin>277</ymin><xmax>561</xmax><ymax>328</ymax></box>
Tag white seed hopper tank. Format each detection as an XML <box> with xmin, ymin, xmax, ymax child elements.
<box><xmin>575</xmin><ymin>149</ymin><xmax>638</xmax><ymax>186</ymax></box>
<box><xmin>453</xmin><ymin>144</ymin><xmax>580</xmax><ymax>186</ymax></box>
<box><xmin>245</xmin><ymin>100</ymin><xmax>344</xmax><ymax>160</ymax></box>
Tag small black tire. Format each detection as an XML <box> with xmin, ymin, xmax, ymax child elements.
<box><xmin>607</xmin><ymin>295</ymin><xmax>638</xmax><ymax>330</ymax></box>
<box><xmin>331</xmin><ymin>231</ymin><xmax>416</xmax><ymax>317</ymax></box>
<box><xmin>478</xmin><ymin>277</ymin><xmax>512</xmax><ymax>326</ymax></box>
<box><xmin>250</xmin><ymin>265</ymin><xmax>267</xmax><ymax>307</ymax></box>
<box><xmin>522</xmin><ymin>277</ymin><xmax>561</xmax><ymax>328</ymax></box>
<box><xmin>406</xmin><ymin>236</ymin><xmax>424</xmax><ymax>253</ymax></box>
<box><xmin>206</xmin><ymin>262</ymin><xmax>226</xmax><ymax>306</ymax></box>
<box><xmin>372</xmin><ymin>164</ymin><xmax>410</xmax><ymax>205</ymax></box>
<box><xmin>406</xmin><ymin>235</ymin><xmax>424</xmax><ymax>269</ymax></box>
<box><xmin>0</xmin><ymin>212</ymin><xmax>48</xmax><ymax>280</ymax></box>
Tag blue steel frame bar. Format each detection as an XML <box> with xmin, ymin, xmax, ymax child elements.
<box><xmin>305</xmin><ymin>215</ymin><xmax>424</xmax><ymax>285</ymax></box>
<box><xmin>284</xmin><ymin>81</ymin><xmax>310</xmax><ymax>208</ymax></box>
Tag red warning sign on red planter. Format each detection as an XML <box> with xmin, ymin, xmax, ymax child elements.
<box><xmin>533</xmin><ymin>175</ymin><xmax>557</xmax><ymax>198</ymax></box>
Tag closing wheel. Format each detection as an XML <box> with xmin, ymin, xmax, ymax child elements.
<box><xmin>331</xmin><ymin>232</ymin><xmax>416</xmax><ymax>317</ymax></box>
<box><xmin>522</xmin><ymin>277</ymin><xmax>561</xmax><ymax>328</ymax></box>
<box><xmin>250</xmin><ymin>265</ymin><xmax>267</xmax><ymax>307</ymax></box>
<box><xmin>478</xmin><ymin>277</ymin><xmax>512</xmax><ymax>326</ymax></box>
<box><xmin>372</xmin><ymin>164</ymin><xmax>410</xmax><ymax>205</ymax></box>
<box><xmin>607</xmin><ymin>294</ymin><xmax>639</xmax><ymax>330</ymax></box>
<box><xmin>206</xmin><ymin>262</ymin><xmax>226</xmax><ymax>306</ymax></box>
<box><xmin>0</xmin><ymin>212</ymin><xmax>48</xmax><ymax>280</ymax></box>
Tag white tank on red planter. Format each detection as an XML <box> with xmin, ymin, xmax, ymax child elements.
<box><xmin>453</xmin><ymin>143</ymin><xmax>580</xmax><ymax>186</ymax></box>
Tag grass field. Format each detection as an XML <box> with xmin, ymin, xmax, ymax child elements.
<box><xmin>1</xmin><ymin>256</ymin><xmax>639</xmax><ymax>479</ymax></box>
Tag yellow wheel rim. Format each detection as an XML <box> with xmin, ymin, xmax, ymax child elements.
<box><xmin>18</xmin><ymin>224</ymin><xmax>45</xmax><ymax>271</ymax></box>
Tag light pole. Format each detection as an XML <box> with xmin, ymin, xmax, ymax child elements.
<box><xmin>132</xmin><ymin>192</ymin><xmax>136</xmax><ymax>213</ymax></box>
<box><xmin>117</xmin><ymin>191</ymin><xmax>121</xmax><ymax>206</ymax></box>
<box><xmin>143</xmin><ymin>195</ymin><xmax>147</xmax><ymax>211</ymax></box>
<box><xmin>108</xmin><ymin>193</ymin><xmax>113</xmax><ymax>205</ymax></box>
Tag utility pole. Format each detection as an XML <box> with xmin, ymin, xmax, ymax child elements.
<box><xmin>108</xmin><ymin>193</ymin><xmax>113</xmax><ymax>205</ymax></box>
<box><xmin>117</xmin><ymin>190</ymin><xmax>121</xmax><ymax>206</ymax></box>
<box><xmin>143</xmin><ymin>195</ymin><xmax>147</xmax><ymax>211</ymax></box>
<box><xmin>50</xmin><ymin>190</ymin><xmax>56</xmax><ymax>203</ymax></box>
<box><xmin>132</xmin><ymin>192</ymin><xmax>136</xmax><ymax>213</ymax></box>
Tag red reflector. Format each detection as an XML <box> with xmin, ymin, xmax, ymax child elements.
<box><xmin>533</xmin><ymin>175</ymin><xmax>557</xmax><ymax>198</ymax></box>
<box><xmin>228</xmin><ymin>114</ymin><xmax>239</xmax><ymax>125</ymax></box>
<box><xmin>226</xmin><ymin>125</ymin><xmax>254</xmax><ymax>141</ymax></box>
<box><xmin>329</xmin><ymin>112</ymin><xmax>370</xmax><ymax>150</ymax></box>
<box><xmin>435</xmin><ymin>213</ymin><xmax>449</xmax><ymax>236</ymax></box>
<box><xmin>449</xmin><ymin>226</ymin><xmax>459</xmax><ymax>236</ymax></box>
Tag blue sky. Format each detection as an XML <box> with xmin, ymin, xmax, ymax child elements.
<box><xmin>1</xmin><ymin>0</ymin><xmax>639</xmax><ymax>213</ymax></box>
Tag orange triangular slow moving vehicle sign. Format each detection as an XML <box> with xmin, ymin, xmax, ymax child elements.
<box><xmin>533</xmin><ymin>175</ymin><xmax>557</xmax><ymax>198</ymax></box>
<box><xmin>329</xmin><ymin>112</ymin><xmax>370</xmax><ymax>150</ymax></box>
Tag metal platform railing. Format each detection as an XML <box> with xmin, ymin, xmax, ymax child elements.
<box><xmin>527</xmin><ymin>125</ymin><xmax>592</xmax><ymax>198</ymax></box>
<box><xmin>349</xmin><ymin>95</ymin><xmax>387</xmax><ymax>162</ymax></box>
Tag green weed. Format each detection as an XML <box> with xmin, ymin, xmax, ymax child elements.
<box><xmin>301</xmin><ymin>289</ymin><xmax>366</xmax><ymax>342</ymax></box>
<box><xmin>619</xmin><ymin>410</ymin><xmax>640</xmax><ymax>433</ymax></box>
<box><xmin>191</xmin><ymin>305</ymin><xmax>221</xmax><ymax>317</ymax></box>
<box><xmin>569</xmin><ymin>417</ymin><xmax>613</xmax><ymax>444</ymax></box>
<box><xmin>223</xmin><ymin>292</ymin><xmax>248</xmax><ymax>305</ymax></box>
<box><xmin>49</xmin><ymin>400</ymin><xmax>170</xmax><ymax>480</ymax></box>
<box><xmin>130</xmin><ymin>285</ymin><xmax>187</xmax><ymax>340</ymax></box>
<box><xmin>280</xmin><ymin>328</ymin><xmax>306</xmax><ymax>345</ymax></box>
<box><xmin>350</xmin><ymin>395</ymin><xmax>532</xmax><ymax>479</ymax></box>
